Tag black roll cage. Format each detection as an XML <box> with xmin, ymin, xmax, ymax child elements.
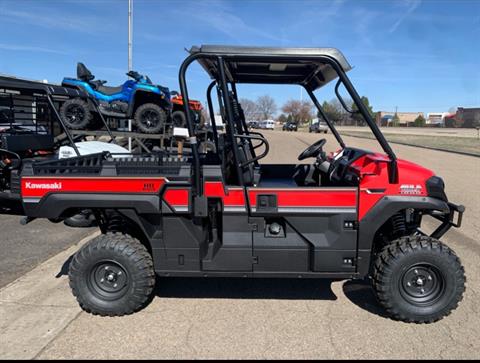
<box><xmin>178</xmin><ymin>50</ymin><xmax>399</xmax><ymax>199</ymax></box>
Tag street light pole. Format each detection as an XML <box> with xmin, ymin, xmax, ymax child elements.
<box><xmin>128</xmin><ymin>0</ymin><xmax>133</xmax><ymax>72</ymax></box>
<box><xmin>127</xmin><ymin>0</ymin><xmax>133</xmax><ymax>151</ymax></box>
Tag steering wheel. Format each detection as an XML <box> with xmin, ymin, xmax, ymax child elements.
<box><xmin>298</xmin><ymin>138</ymin><xmax>326</xmax><ymax>161</ymax></box>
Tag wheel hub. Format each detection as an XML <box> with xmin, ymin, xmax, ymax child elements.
<box><xmin>400</xmin><ymin>264</ymin><xmax>445</xmax><ymax>305</ymax></box>
<box><xmin>89</xmin><ymin>261</ymin><xmax>129</xmax><ymax>299</ymax></box>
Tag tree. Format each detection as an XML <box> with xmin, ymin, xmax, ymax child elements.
<box><xmin>239</xmin><ymin>98</ymin><xmax>259</xmax><ymax>121</ymax></box>
<box><xmin>351</xmin><ymin>96</ymin><xmax>374</xmax><ymax>126</ymax></box>
<box><xmin>282</xmin><ymin>99</ymin><xmax>314</xmax><ymax>124</ymax></box>
<box><xmin>256</xmin><ymin>95</ymin><xmax>277</xmax><ymax>120</ymax></box>
<box><xmin>391</xmin><ymin>113</ymin><xmax>400</xmax><ymax>127</ymax></box>
<box><xmin>413</xmin><ymin>114</ymin><xmax>426</xmax><ymax>127</ymax></box>
<box><xmin>321</xmin><ymin>100</ymin><xmax>342</xmax><ymax>124</ymax></box>
<box><xmin>277</xmin><ymin>113</ymin><xmax>288</xmax><ymax>124</ymax></box>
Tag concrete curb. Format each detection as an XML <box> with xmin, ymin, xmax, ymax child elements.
<box><xmin>340</xmin><ymin>132</ymin><xmax>480</xmax><ymax>158</ymax></box>
<box><xmin>0</xmin><ymin>230</ymin><xmax>100</xmax><ymax>359</ymax></box>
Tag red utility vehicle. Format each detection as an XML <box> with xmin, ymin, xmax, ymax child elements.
<box><xmin>0</xmin><ymin>46</ymin><xmax>466</xmax><ymax>323</ymax></box>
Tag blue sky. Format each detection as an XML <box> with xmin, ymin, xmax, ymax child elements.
<box><xmin>0</xmin><ymin>0</ymin><xmax>478</xmax><ymax>114</ymax></box>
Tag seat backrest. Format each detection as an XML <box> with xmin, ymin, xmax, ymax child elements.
<box><xmin>77</xmin><ymin>62</ymin><xmax>95</xmax><ymax>82</ymax></box>
<box><xmin>237</xmin><ymin>142</ymin><xmax>255</xmax><ymax>186</ymax></box>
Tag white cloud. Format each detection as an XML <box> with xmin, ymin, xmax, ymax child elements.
<box><xmin>176</xmin><ymin>0</ymin><xmax>284</xmax><ymax>43</ymax></box>
<box><xmin>389</xmin><ymin>0</ymin><xmax>422</xmax><ymax>33</ymax></box>
<box><xmin>0</xmin><ymin>7</ymin><xmax>115</xmax><ymax>34</ymax></box>
<box><xmin>0</xmin><ymin>43</ymin><xmax>67</xmax><ymax>55</ymax></box>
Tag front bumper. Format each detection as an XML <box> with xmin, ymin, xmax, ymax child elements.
<box><xmin>430</xmin><ymin>201</ymin><xmax>465</xmax><ymax>239</ymax></box>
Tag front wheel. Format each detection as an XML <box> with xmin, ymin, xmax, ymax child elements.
<box><xmin>373</xmin><ymin>235</ymin><xmax>465</xmax><ymax>323</ymax></box>
<box><xmin>69</xmin><ymin>233</ymin><xmax>155</xmax><ymax>316</ymax></box>
<box><xmin>134</xmin><ymin>103</ymin><xmax>167</xmax><ymax>134</ymax></box>
<box><xmin>59</xmin><ymin>98</ymin><xmax>92</xmax><ymax>130</ymax></box>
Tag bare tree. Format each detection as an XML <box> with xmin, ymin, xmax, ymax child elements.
<box><xmin>239</xmin><ymin>98</ymin><xmax>259</xmax><ymax>121</ymax></box>
<box><xmin>282</xmin><ymin>99</ymin><xmax>314</xmax><ymax>124</ymax></box>
<box><xmin>256</xmin><ymin>95</ymin><xmax>277</xmax><ymax>120</ymax></box>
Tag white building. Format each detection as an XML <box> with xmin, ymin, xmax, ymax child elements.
<box><xmin>427</xmin><ymin>112</ymin><xmax>449</xmax><ymax>126</ymax></box>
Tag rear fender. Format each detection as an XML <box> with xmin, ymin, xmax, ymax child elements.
<box><xmin>22</xmin><ymin>193</ymin><xmax>161</xmax><ymax>219</ymax></box>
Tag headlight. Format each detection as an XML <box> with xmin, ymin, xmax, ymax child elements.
<box><xmin>426</xmin><ymin>176</ymin><xmax>448</xmax><ymax>202</ymax></box>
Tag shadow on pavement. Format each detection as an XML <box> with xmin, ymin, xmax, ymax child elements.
<box><xmin>342</xmin><ymin>279</ymin><xmax>389</xmax><ymax>318</ymax></box>
<box><xmin>54</xmin><ymin>255</ymin><xmax>387</xmax><ymax>317</ymax></box>
<box><xmin>55</xmin><ymin>254</ymin><xmax>73</xmax><ymax>278</ymax></box>
<box><xmin>154</xmin><ymin>277</ymin><xmax>338</xmax><ymax>301</ymax></box>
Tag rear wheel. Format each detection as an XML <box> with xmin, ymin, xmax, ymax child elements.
<box><xmin>172</xmin><ymin>110</ymin><xmax>187</xmax><ymax>128</ymax></box>
<box><xmin>134</xmin><ymin>103</ymin><xmax>167</xmax><ymax>134</ymax></box>
<box><xmin>372</xmin><ymin>235</ymin><xmax>465</xmax><ymax>323</ymax></box>
<box><xmin>69</xmin><ymin>233</ymin><xmax>155</xmax><ymax>316</ymax></box>
<box><xmin>59</xmin><ymin>98</ymin><xmax>92</xmax><ymax>130</ymax></box>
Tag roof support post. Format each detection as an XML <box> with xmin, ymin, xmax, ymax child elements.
<box><xmin>306</xmin><ymin>87</ymin><xmax>345</xmax><ymax>149</ymax></box>
<box><xmin>331</xmin><ymin>66</ymin><xmax>398</xmax><ymax>183</ymax></box>
<box><xmin>206</xmin><ymin>81</ymin><xmax>219</xmax><ymax>151</ymax></box>
<box><xmin>46</xmin><ymin>94</ymin><xmax>80</xmax><ymax>156</ymax></box>
<box><xmin>217</xmin><ymin>56</ymin><xmax>245</xmax><ymax>186</ymax></box>
<box><xmin>178</xmin><ymin>52</ymin><xmax>203</xmax><ymax>196</ymax></box>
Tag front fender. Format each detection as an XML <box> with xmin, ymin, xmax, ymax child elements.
<box><xmin>356</xmin><ymin>196</ymin><xmax>449</xmax><ymax>277</ymax></box>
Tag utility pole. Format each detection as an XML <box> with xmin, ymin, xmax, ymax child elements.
<box><xmin>128</xmin><ymin>0</ymin><xmax>133</xmax><ymax>72</ymax></box>
<box><xmin>127</xmin><ymin>0</ymin><xmax>133</xmax><ymax>151</ymax></box>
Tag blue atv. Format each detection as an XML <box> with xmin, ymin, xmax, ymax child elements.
<box><xmin>60</xmin><ymin>63</ymin><xmax>171</xmax><ymax>134</ymax></box>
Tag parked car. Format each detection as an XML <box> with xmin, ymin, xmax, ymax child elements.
<box><xmin>309</xmin><ymin>121</ymin><xmax>328</xmax><ymax>133</ymax></box>
<box><xmin>247</xmin><ymin>120</ymin><xmax>259</xmax><ymax>129</ymax></box>
<box><xmin>282</xmin><ymin>121</ymin><xmax>298</xmax><ymax>131</ymax></box>
<box><xmin>259</xmin><ymin>119</ymin><xmax>275</xmax><ymax>130</ymax></box>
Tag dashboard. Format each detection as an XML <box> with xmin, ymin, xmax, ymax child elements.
<box><xmin>328</xmin><ymin>147</ymin><xmax>370</xmax><ymax>185</ymax></box>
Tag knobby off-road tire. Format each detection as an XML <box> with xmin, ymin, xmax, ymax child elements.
<box><xmin>172</xmin><ymin>110</ymin><xmax>187</xmax><ymax>128</ymax></box>
<box><xmin>69</xmin><ymin>233</ymin><xmax>155</xmax><ymax>316</ymax></box>
<box><xmin>134</xmin><ymin>103</ymin><xmax>167</xmax><ymax>134</ymax></box>
<box><xmin>59</xmin><ymin>98</ymin><xmax>92</xmax><ymax>130</ymax></box>
<box><xmin>373</xmin><ymin>235</ymin><xmax>465</xmax><ymax>323</ymax></box>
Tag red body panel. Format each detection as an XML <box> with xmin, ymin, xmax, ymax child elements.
<box><xmin>204</xmin><ymin>181</ymin><xmax>245</xmax><ymax>207</ymax></box>
<box><xmin>164</xmin><ymin>188</ymin><xmax>190</xmax><ymax>207</ymax></box>
<box><xmin>349</xmin><ymin>152</ymin><xmax>434</xmax><ymax>220</ymax></box>
<box><xmin>248</xmin><ymin>188</ymin><xmax>357</xmax><ymax>208</ymax></box>
<box><xmin>21</xmin><ymin>177</ymin><xmax>167</xmax><ymax>198</ymax></box>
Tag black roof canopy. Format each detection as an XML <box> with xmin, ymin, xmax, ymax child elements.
<box><xmin>189</xmin><ymin>45</ymin><xmax>352</xmax><ymax>90</ymax></box>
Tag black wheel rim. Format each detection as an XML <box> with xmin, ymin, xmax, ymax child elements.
<box><xmin>140</xmin><ymin>109</ymin><xmax>162</xmax><ymax>130</ymax></box>
<box><xmin>65</xmin><ymin>105</ymin><xmax>85</xmax><ymax>125</ymax></box>
<box><xmin>172</xmin><ymin>113</ymin><xmax>184</xmax><ymax>127</ymax></box>
<box><xmin>88</xmin><ymin>261</ymin><xmax>129</xmax><ymax>300</ymax></box>
<box><xmin>399</xmin><ymin>263</ymin><xmax>445</xmax><ymax>306</ymax></box>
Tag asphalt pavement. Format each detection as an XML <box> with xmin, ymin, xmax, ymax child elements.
<box><xmin>1</xmin><ymin>130</ymin><xmax>479</xmax><ymax>359</ymax></box>
<box><xmin>0</xmin><ymin>215</ymin><xmax>94</xmax><ymax>288</ymax></box>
